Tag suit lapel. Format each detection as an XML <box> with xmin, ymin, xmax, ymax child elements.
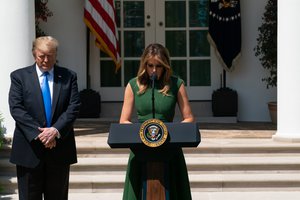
<box><xmin>29</xmin><ymin>65</ymin><xmax>45</xmax><ymax>114</ymax></box>
<box><xmin>52</xmin><ymin>66</ymin><xmax>62</xmax><ymax>117</ymax></box>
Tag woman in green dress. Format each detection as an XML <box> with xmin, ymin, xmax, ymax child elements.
<box><xmin>119</xmin><ymin>43</ymin><xmax>195</xmax><ymax>200</ymax></box>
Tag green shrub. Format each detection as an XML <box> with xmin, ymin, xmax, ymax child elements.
<box><xmin>0</xmin><ymin>113</ymin><xmax>4</xmax><ymax>192</ymax></box>
<box><xmin>0</xmin><ymin>113</ymin><xmax>5</xmax><ymax>148</ymax></box>
<box><xmin>254</xmin><ymin>0</ymin><xmax>277</xmax><ymax>88</ymax></box>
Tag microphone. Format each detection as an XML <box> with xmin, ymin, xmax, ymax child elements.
<box><xmin>150</xmin><ymin>73</ymin><xmax>157</xmax><ymax>81</ymax></box>
<box><xmin>150</xmin><ymin>73</ymin><xmax>156</xmax><ymax>118</ymax></box>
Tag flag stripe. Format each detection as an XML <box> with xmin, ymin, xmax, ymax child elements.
<box><xmin>84</xmin><ymin>10</ymin><xmax>117</xmax><ymax>57</ymax></box>
<box><xmin>84</xmin><ymin>0</ymin><xmax>121</xmax><ymax>70</ymax></box>
<box><xmin>85</xmin><ymin>0</ymin><xmax>117</xmax><ymax>50</ymax></box>
<box><xmin>88</xmin><ymin>0</ymin><xmax>116</xmax><ymax>37</ymax></box>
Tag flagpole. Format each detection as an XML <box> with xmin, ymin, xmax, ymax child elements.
<box><xmin>86</xmin><ymin>27</ymin><xmax>90</xmax><ymax>89</ymax></box>
<box><xmin>223</xmin><ymin>69</ymin><xmax>226</xmax><ymax>88</ymax></box>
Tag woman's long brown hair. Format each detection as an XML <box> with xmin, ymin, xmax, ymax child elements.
<box><xmin>136</xmin><ymin>43</ymin><xmax>172</xmax><ymax>95</ymax></box>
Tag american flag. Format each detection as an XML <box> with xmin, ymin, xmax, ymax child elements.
<box><xmin>84</xmin><ymin>0</ymin><xmax>121</xmax><ymax>71</ymax></box>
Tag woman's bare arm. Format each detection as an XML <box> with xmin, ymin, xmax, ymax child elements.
<box><xmin>119</xmin><ymin>83</ymin><xmax>134</xmax><ymax>123</ymax></box>
<box><xmin>177</xmin><ymin>84</ymin><xmax>195</xmax><ymax>123</ymax></box>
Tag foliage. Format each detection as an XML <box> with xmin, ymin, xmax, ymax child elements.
<box><xmin>35</xmin><ymin>0</ymin><xmax>53</xmax><ymax>37</ymax></box>
<box><xmin>254</xmin><ymin>0</ymin><xmax>277</xmax><ymax>88</ymax></box>
<box><xmin>0</xmin><ymin>113</ymin><xmax>4</xmax><ymax>148</ymax></box>
<box><xmin>0</xmin><ymin>113</ymin><xmax>6</xmax><ymax>193</ymax></box>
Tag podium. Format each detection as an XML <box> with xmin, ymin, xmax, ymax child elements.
<box><xmin>108</xmin><ymin>121</ymin><xmax>201</xmax><ymax>200</ymax></box>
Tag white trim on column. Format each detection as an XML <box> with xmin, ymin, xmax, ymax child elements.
<box><xmin>0</xmin><ymin>0</ymin><xmax>35</xmax><ymax>137</ymax></box>
<box><xmin>273</xmin><ymin>0</ymin><xmax>300</xmax><ymax>142</ymax></box>
<box><xmin>273</xmin><ymin>134</ymin><xmax>300</xmax><ymax>143</ymax></box>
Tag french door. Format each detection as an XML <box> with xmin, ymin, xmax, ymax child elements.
<box><xmin>90</xmin><ymin>0</ymin><xmax>218</xmax><ymax>101</ymax></box>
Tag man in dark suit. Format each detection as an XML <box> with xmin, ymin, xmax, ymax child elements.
<box><xmin>9</xmin><ymin>36</ymin><xmax>81</xmax><ymax>200</ymax></box>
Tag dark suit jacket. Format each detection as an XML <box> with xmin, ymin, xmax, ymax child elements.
<box><xmin>9</xmin><ymin>64</ymin><xmax>81</xmax><ymax>168</ymax></box>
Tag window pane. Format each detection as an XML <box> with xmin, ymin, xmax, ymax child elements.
<box><xmin>166</xmin><ymin>31</ymin><xmax>186</xmax><ymax>57</ymax></box>
<box><xmin>165</xmin><ymin>1</ymin><xmax>186</xmax><ymax>27</ymax></box>
<box><xmin>124</xmin><ymin>60</ymin><xmax>140</xmax><ymax>85</ymax></box>
<box><xmin>124</xmin><ymin>31</ymin><xmax>145</xmax><ymax>57</ymax></box>
<box><xmin>190</xmin><ymin>30</ymin><xmax>210</xmax><ymax>57</ymax></box>
<box><xmin>100</xmin><ymin>61</ymin><xmax>121</xmax><ymax>87</ymax></box>
<box><xmin>171</xmin><ymin>60</ymin><xmax>187</xmax><ymax>84</ymax></box>
<box><xmin>190</xmin><ymin>60</ymin><xmax>211</xmax><ymax>86</ymax></box>
<box><xmin>124</xmin><ymin>1</ymin><xmax>144</xmax><ymax>28</ymax></box>
<box><xmin>115</xmin><ymin>1</ymin><xmax>121</xmax><ymax>27</ymax></box>
<box><xmin>189</xmin><ymin>0</ymin><xmax>209</xmax><ymax>27</ymax></box>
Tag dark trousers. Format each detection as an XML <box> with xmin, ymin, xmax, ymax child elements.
<box><xmin>16</xmin><ymin>162</ymin><xmax>70</xmax><ymax>200</ymax></box>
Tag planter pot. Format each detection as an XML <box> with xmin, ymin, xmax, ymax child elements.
<box><xmin>268</xmin><ymin>101</ymin><xmax>277</xmax><ymax>124</ymax></box>
<box><xmin>212</xmin><ymin>87</ymin><xmax>238</xmax><ymax>117</ymax></box>
<box><xmin>79</xmin><ymin>89</ymin><xmax>101</xmax><ymax>118</ymax></box>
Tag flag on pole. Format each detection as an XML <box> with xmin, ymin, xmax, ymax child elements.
<box><xmin>84</xmin><ymin>0</ymin><xmax>121</xmax><ymax>71</ymax></box>
<box><xmin>207</xmin><ymin>0</ymin><xmax>241</xmax><ymax>72</ymax></box>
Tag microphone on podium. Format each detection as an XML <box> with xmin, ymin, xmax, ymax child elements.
<box><xmin>150</xmin><ymin>73</ymin><xmax>157</xmax><ymax>118</ymax></box>
<box><xmin>150</xmin><ymin>73</ymin><xmax>157</xmax><ymax>81</ymax></box>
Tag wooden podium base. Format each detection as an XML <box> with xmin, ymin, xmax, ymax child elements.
<box><xmin>108</xmin><ymin>122</ymin><xmax>201</xmax><ymax>199</ymax></box>
<box><xmin>143</xmin><ymin>161</ymin><xmax>168</xmax><ymax>200</ymax></box>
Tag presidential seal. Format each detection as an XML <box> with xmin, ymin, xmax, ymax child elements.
<box><xmin>139</xmin><ymin>119</ymin><xmax>168</xmax><ymax>148</ymax></box>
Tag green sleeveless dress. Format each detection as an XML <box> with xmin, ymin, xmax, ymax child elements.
<box><xmin>122</xmin><ymin>76</ymin><xmax>192</xmax><ymax>200</ymax></box>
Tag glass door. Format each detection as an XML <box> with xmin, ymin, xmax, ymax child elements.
<box><xmin>94</xmin><ymin>0</ymin><xmax>217</xmax><ymax>101</ymax></box>
<box><xmin>159</xmin><ymin>0</ymin><xmax>214</xmax><ymax>100</ymax></box>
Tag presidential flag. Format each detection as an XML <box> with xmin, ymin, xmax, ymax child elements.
<box><xmin>207</xmin><ymin>0</ymin><xmax>241</xmax><ymax>72</ymax></box>
<box><xmin>84</xmin><ymin>0</ymin><xmax>121</xmax><ymax>71</ymax></box>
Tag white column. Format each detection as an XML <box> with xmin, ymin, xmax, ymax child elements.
<box><xmin>0</xmin><ymin>0</ymin><xmax>35</xmax><ymax>137</ymax></box>
<box><xmin>273</xmin><ymin>0</ymin><xmax>300</xmax><ymax>142</ymax></box>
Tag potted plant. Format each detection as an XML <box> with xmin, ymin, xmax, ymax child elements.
<box><xmin>254</xmin><ymin>0</ymin><xmax>277</xmax><ymax>123</ymax></box>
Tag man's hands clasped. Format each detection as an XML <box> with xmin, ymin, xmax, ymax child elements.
<box><xmin>38</xmin><ymin>127</ymin><xmax>59</xmax><ymax>149</ymax></box>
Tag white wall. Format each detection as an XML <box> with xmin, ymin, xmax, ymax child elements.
<box><xmin>40</xmin><ymin>0</ymin><xmax>276</xmax><ymax>122</ymax></box>
<box><xmin>226</xmin><ymin>0</ymin><xmax>277</xmax><ymax>121</ymax></box>
<box><xmin>40</xmin><ymin>0</ymin><xmax>87</xmax><ymax>91</ymax></box>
